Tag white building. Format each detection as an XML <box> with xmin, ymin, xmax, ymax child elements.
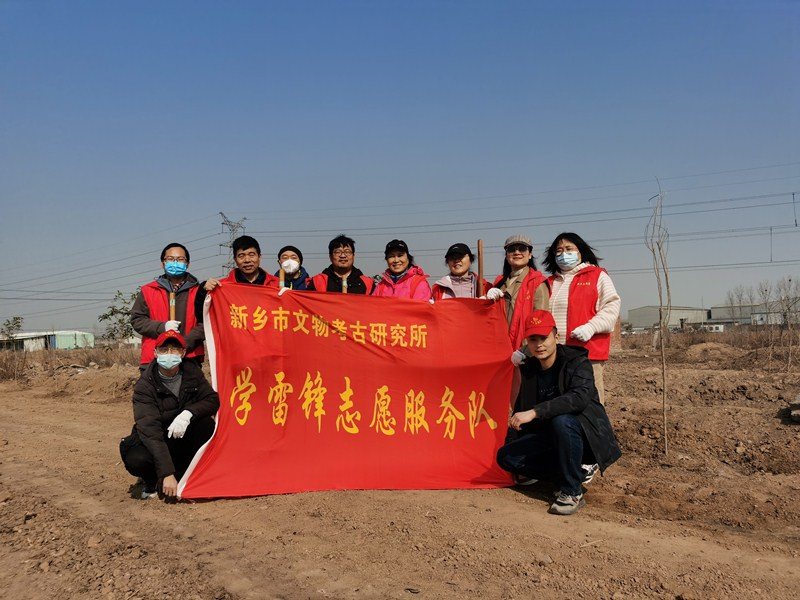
<box><xmin>750</xmin><ymin>298</ymin><xmax>800</xmax><ymax>326</ymax></box>
<box><xmin>0</xmin><ymin>331</ymin><xmax>95</xmax><ymax>351</ymax></box>
<box><xmin>627</xmin><ymin>306</ymin><xmax>710</xmax><ymax>330</ymax></box>
<box><xmin>708</xmin><ymin>303</ymin><xmax>759</xmax><ymax>325</ymax></box>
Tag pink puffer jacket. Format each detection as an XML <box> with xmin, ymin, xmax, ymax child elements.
<box><xmin>373</xmin><ymin>265</ymin><xmax>432</xmax><ymax>300</ymax></box>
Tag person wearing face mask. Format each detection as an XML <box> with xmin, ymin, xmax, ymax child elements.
<box><xmin>543</xmin><ymin>232</ymin><xmax>620</xmax><ymax>405</ymax></box>
<box><xmin>131</xmin><ymin>242</ymin><xmax>205</xmax><ymax>369</ymax></box>
<box><xmin>491</xmin><ymin>235</ymin><xmax>550</xmax><ymax>353</ymax></box>
<box><xmin>274</xmin><ymin>245</ymin><xmax>309</xmax><ymax>290</ymax></box>
<box><xmin>431</xmin><ymin>243</ymin><xmax>492</xmax><ymax>300</ymax></box>
<box><xmin>119</xmin><ymin>330</ymin><xmax>219</xmax><ymax>500</ymax></box>
<box><xmin>373</xmin><ymin>239</ymin><xmax>432</xmax><ymax>300</ymax></box>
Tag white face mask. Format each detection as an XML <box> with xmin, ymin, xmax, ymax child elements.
<box><xmin>555</xmin><ymin>251</ymin><xmax>580</xmax><ymax>271</ymax></box>
<box><xmin>156</xmin><ymin>354</ymin><xmax>182</xmax><ymax>370</ymax></box>
<box><xmin>281</xmin><ymin>259</ymin><xmax>300</xmax><ymax>275</ymax></box>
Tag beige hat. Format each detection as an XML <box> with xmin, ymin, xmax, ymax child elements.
<box><xmin>504</xmin><ymin>234</ymin><xmax>533</xmax><ymax>249</ymax></box>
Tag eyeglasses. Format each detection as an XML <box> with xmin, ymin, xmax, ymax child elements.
<box><xmin>155</xmin><ymin>346</ymin><xmax>183</xmax><ymax>355</ymax></box>
<box><xmin>505</xmin><ymin>244</ymin><xmax>531</xmax><ymax>254</ymax></box>
<box><xmin>164</xmin><ymin>256</ymin><xmax>188</xmax><ymax>263</ymax></box>
<box><xmin>332</xmin><ymin>250</ymin><xmax>353</xmax><ymax>257</ymax></box>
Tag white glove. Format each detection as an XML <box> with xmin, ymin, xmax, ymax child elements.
<box><xmin>485</xmin><ymin>288</ymin><xmax>504</xmax><ymax>301</ymax></box>
<box><xmin>164</xmin><ymin>320</ymin><xmax>180</xmax><ymax>332</ymax></box>
<box><xmin>428</xmin><ymin>298</ymin><xmax>435</xmax><ymax>304</ymax></box>
<box><xmin>278</xmin><ymin>286</ymin><xmax>290</xmax><ymax>296</ymax></box>
<box><xmin>570</xmin><ymin>324</ymin><xmax>594</xmax><ymax>342</ymax></box>
<box><xmin>511</xmin><ymin>350</ymin><xmax>526</xmax><ymax>366</ymax></box>
<box><xmin>167</xmin><ymin>410</ymin><xmax>192</xmax><ymax>439</ymax></box>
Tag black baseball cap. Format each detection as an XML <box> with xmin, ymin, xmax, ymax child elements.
<box><xmin>445</xmin><ymin>243</ymin><xmax>472</xmax><ymax>259</ymax></box>
<box><xmin>384</xmin><ymin>239</ymin><xmax>409</xmax><ymax>257</ymax></box>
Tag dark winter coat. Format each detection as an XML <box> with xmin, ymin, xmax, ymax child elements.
<box><xmin>131</xmin><ymin>360</ymin><xmax>220</xmax><ymax>478</ymax></box>
<box><xmin>517</xmin><ymin>344</ymin><xmax>622</xmax><ymax>472</ymax></box>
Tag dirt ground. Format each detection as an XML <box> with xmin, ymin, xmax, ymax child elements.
<box><xmin>1</xmin><ymin>343</ymin><xmax>799</xmax><ymax>600</ymax></box>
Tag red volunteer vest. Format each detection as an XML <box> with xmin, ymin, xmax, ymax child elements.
<box><xmin>548</xmin><ymin>266</ymin><xmax>610</xmax><ymax>361</ymax></box>
<box><xmin>221</xmin><ymin>268</ymin><xmax>280</xmax><ymax>287</ymax></box>
<box><xmin>494</xmin><ymin>269</ymin><xmax>549</xmax><ymax>350</ymax></box>
<box><xmin>140</xmin><ymin>281</ymin><xmax>202</xmax><ymax>364</ymax></box>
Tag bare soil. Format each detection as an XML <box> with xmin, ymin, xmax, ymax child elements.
<box><xmin>1</xmin><ymin>344</ymin><xmax>799</xmax><ymax>599</ymax></box>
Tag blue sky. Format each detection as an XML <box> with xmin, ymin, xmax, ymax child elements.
<box><xmin>1</xmin><ymin>1</ymin><xmax>798</xmax><ymax>332</ymax></box>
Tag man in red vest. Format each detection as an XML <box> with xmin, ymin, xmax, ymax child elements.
<box><xmin>201</xmin><ymin>235</ymin><xmax>280</xmax><ymax>292</ymax></box>
<box><xmin>131</xmin><ymin>243</ymin><xmax>205</xmax><ymax>369</ymax></box>
<box><xmin>307</xmin><ymin>234</ymin><xmax>374</xmax><ymax>294</ymax></box>
<box><xmin>193</xmin><ymin>236</ymin><xmax>280</xmax><ymax>324</ymax></box>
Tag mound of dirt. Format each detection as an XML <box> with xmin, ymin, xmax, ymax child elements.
<box><xmin>685</xmin><ymin>342</ymin><xmax>745</xmax><ymax>362</ymax></box>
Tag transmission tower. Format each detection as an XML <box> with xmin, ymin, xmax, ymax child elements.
<box><xmin>219</xmin><ymin>212</ymin><xmax>247</xmax><ymax>274</ymax></box>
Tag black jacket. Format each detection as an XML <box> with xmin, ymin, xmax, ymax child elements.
<box><xmin>517</xmin><ymin>344</ymin><xmax>622</xmax><ymax>472</ymax></box>
<box><xmin>307</xmin><ymin>265</ymin><xmax>374</xmax><ymax>294</ymax></box>
<box><xmin>131</xmin><ymin>360</ymin><xmax>220</xmax><ymax>478</ymax></box>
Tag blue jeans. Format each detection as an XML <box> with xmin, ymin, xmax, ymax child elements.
<box><xmin>496</xmin><ymin>414</ymin><xmax>589</xmax><ymax>496</ymax></box>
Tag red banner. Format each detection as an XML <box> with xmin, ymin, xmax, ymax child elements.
<box><xmin>179</xmin><ymin>284</ymin><xmax>514</xmax><ymax>498</ymax></box>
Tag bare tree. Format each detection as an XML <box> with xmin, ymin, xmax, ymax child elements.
<box><xmin>758</xmin><ymin>280</ymin><xmax>774</xmax><ymax>369</ymax></box>
<box><xmin>645</xmin><ymin>185</ymin><xmax>671</xmax><ymax>456</ymax></box>
<box><xmin>744</xmin><ymin>285</ymin><xmax>757</xmax><ymax>319</ymax></box>
<box><xmin>775</xmin><ymin>276</ymin><xmax>798</xmax><ymax>372</ymax></box>
<box><xmin>726</xmin><ymin>289</ymin><xmax>737</xmax><ymax>325</ymax></box>
<box><xmin>732</xmin><ymin>285</ymin><xmax>747</xmax><ymax>324</ymax></box>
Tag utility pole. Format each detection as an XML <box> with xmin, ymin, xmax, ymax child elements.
<box><xmin>219</xmin><ymin>212</ymin><xmax>247</xmax><ymax>274</ymax></box>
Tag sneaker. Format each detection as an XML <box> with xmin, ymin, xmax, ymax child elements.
<box><xmin>138</xmin><ymin>479</ymin><xmax>158</xmax><ymax>500</ymax></box>
<box><xmin>548</xmin><ymin>492</ymin><xmax>585</xmax><ymax>515</ymax></box>
<box><xmin>581</xmin><ymin>463</ymin><xmax>599</xmax><ymax>485</ymax></box>
<box><xmin>514</xmin><ymin>474</ymin><xmax>538</xmax><ymax>486</ymax></box>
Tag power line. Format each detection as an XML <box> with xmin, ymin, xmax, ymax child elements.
<box><xmin>245</xmin><ymin>194</ymin><xmax>798</xmax><ymax>238</ymax></box>
<box><xmin>0</xmin><ymin>232</ymin><xmax>223</xmax><ymax>288</ymax></box>
<box><xmin>239</xmin><ymin>162</ymin><xmax>800</xmax><ymax>215</ymax></box>
<box><xmin>612</xmin><ymin>258</ymin><xmax>800</xmax><ymax>275</ymax></box>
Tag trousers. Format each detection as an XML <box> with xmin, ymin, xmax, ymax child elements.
<box><xmin>120</xmin><ymin>415</ymin><xmax>215</xmax><ymax>488</ymax></box>
<box><xmin>496</xmin><ymin>413</ymin><xmax>593</xmax><ymax>496</ymax></box>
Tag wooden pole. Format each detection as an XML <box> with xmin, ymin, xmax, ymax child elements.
<box><xmin>477</xmin><ymin>239</ymin><xmax>485</xmax><ymax>296</ymax></box>
<box><xmin>279</xmin><ymin>268</ymin><xmax>286</xmax><ymax>288</ymax></box>
<box><xmin>169</xmin><ymin>292</ymin><xmax>176</xmax><ymax>321</ymax></box>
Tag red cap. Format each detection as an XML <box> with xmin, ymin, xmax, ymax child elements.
<box><xmin>522</xmin><ymin>310</ymin><xmax>556</xmax><ymax>338</ymax></box>
<box><xmin>154</xmin><ymin>329</ymin><xmax>186</xmax><ymax>348</ymax></box>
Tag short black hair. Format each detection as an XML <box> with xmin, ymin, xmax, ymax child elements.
<box><xmin>232</xmin><ymin>235</ymin><xmax>261</xmax><ymax>256</ymax></box>
<box><xmin>543</xmin><ymin>232</ymin><xmax>601</xmax><ymax>275</ymax></box>
<box><xmin>328</xmin><ymin>234</ymin><xmax>356</xmax><ymax>256</ymax></box>
<box><xmin>161</xmin><ymin>243</ymin><xmax>190</xmax><ymax>263</ymax></box>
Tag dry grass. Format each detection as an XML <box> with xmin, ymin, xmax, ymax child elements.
<box><xmin>622</xmin><ymin>325</ymin><xmax>798</xmax><ymax>351</ymax></box>
<box><xmin>0</xmin><ymin>350</ymin><xmax>28</xmax><ymax>380</ymax></box>
<box><xmin>0</xmin><ymin>345</ymin><xmax>139</xmax><ymax>381</ymax></box>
